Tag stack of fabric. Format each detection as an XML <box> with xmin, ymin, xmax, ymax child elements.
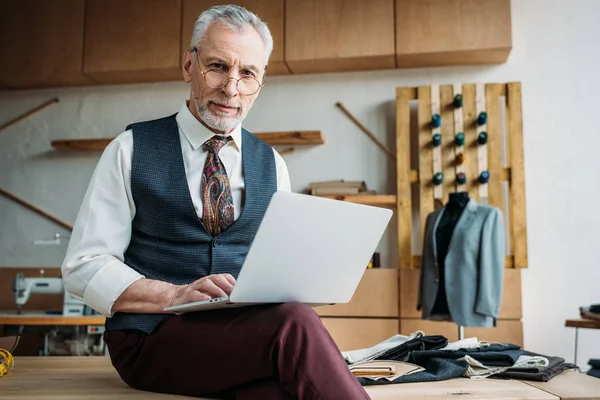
<box><xmin>588</xmin><ymin>359</ymin><xmax>600</xmax><ymax>379</ymax></box>
<box><xmin>342</xmin><ymin>332</ymin><xmax>580</xmax><ymax>386</ymax></box>
<box><xmin>580</xmin><ymin>304</ymin><xmax>600</xmax><ymax>320</ymax></box>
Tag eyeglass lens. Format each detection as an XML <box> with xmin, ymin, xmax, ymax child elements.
<box><xmin>205</xmin><ymin>70</ymin><xmax>261</xmax><ymax>95</ymax></box>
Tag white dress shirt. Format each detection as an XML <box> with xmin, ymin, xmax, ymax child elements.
<box><xmin>62</xmin><ymin>102</ymin><xmax>291</xmax><ymax>317</ymax></box>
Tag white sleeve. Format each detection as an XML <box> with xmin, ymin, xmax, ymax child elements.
<box><xmin>61</xmin><ymin>130</ymin><xmax>144</xmax><ymax>317</ymax></box>
<box><xmin>272</xmin><ymin>148</ymin><xmax>291</xmax><ymax>192</ymax></box>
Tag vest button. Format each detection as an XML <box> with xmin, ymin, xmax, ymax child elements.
<box><xmin>212</xmin><ymin>239</ymin><xmax>220</xmax><ymax>247</ymax></box>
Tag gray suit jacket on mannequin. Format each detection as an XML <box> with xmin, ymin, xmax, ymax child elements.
<box><xmin>417</xmin><ymin>200</ymin><xmax>505</xmax><ymax>327</ymax></box>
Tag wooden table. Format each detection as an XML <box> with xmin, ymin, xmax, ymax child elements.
<box><xmin>565</xmin><ymin>318</ymin><xmax>600</xmax><ymax>366</ymax></box>
<box><xmin>2</xmin><ymin>357</ymin><xmax>600</xmax><ymax>400</ymax></box>
<box><xmin>0</xmin><ymin>311</ymin><xmax>105</xmax><ymax>326</ymax></box>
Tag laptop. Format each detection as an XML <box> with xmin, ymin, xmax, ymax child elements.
<box><xmin>164</xmin><ymin>191</ymin><xmax>392</xmax><ymax>313</ymax></box>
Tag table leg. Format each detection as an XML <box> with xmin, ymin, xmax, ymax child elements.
<box><xmin>574</xmin><ymin>327</ymin><xmax>579</xmax><ymax>366</ymax></box>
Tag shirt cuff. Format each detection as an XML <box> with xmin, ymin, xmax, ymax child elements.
<box><xmin>83</xmin><ymin>259</ymin><xmax>144</xmax><ymax>317</ymax></box>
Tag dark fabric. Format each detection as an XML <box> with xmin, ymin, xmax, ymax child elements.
<box><xmin>104</xmin><ymin>303</ymin><xmax>370</xmax><ymax>400</ymax></box>
<box><xmin>491</xmin><ymin>350</ymin><xmax>579</xmax><ymax>382</ymax></box>
<box><xmin>589</xmin><ymin>359</ymin><xmax>600</xmax><ymax>369</ymax></box>
<box><xmin>373</xmin><ymin>335</ymin><xmax>448</xmax><ymax>362</ymax></box>
<box><xmin>588</xmin><ymin>369</ymin><xmax>600</xmax><ymax>379</ymax></box>
<box><xmin>105</xmin><ymin>115</ymin><xmax>277</xmax><ymax>334</ymax></box>
<box><xmin>590</xmin><ymin>304</ymin><xmax>600</xmax><ymax>313</ymax></box>
<box><xmin>358</xmin><ymin>357</ymin><xmax>469</xmax><ymax>386</ymax></box>
<box><xmin>431</xmin><ymin>192</ymin><xmax>469</xmax><ymax>316</ymax></box>
<box><xmin>408</xmin><ymin>343</ymin><xmax>523</xmax><ymax>367</ymax></box>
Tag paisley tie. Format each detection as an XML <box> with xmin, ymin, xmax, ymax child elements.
<box><xmin>201</xmin><ymin>135</ymin><xmax>234</xmax><ymax>236</ymax></box>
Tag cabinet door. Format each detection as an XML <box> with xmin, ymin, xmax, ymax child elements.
<box><xmin>182</xmin><ymin>1</ymin><xmax>289</xmax><ymax>75</ymax></box>
<box><xmin>395</xmin><ymin>0</ymin><xmax>512</xmax><ymax>68</ymax></box>
<box><xmin>285</xmin><ymin>0</ymin><xmax>396</xmax><ymax>74</ymax></box>
<box><xmin>0</xmin><ymin>0</ymin><xmax>93</xmax><ymax>89</ymax></box>
<box><xmin>84</xmin><ymin>0</ymin><xmax>182</xmax><ymax>84</ymax></box>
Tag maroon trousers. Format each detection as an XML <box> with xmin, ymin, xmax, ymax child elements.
<box><xmin>104</xmin><ymin>302</ymin><xmax>371</xmax><ymax>400</ymax></box>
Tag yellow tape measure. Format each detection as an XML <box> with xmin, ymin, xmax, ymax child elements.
<box><xmin>0</xmin><ymin>348</ymin><xmax>15</xmax><ymax>377</ymax></box>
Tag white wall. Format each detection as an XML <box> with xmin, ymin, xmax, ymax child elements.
<box><xmin>1</xmin><ymin>0</ymin><xmax>599</xmax><ymax>368</ymax></box>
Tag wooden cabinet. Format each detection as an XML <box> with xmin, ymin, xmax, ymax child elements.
<box><xmin>0</xmin><ymin>0</ymin><xmax>93</xmax><ymax>89</ymax></box>
<box><xmin>395</xmin><ymin>0</ymin><xmax>512</xmax><ymax>68</ymax></box>
<box><xmin>83</xmin><ymin>0</ymin><xmax>183</xmax><ymax>84</ymax></box>
<box><xmin>285</xmin><ymin>0</ymin><xmax>396</xmax><ymax>74</ymax></box>
<box><xmin>182</xmin><ymin>0</ymin><xmax>289</xmax><ymax>75</ymax></box>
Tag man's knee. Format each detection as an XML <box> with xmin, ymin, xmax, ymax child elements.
<box><xmin>272</xmin><ymin>302</ymin><xmax>322</xmax><ymax>330</ymax></box>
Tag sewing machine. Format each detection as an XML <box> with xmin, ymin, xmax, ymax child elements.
<box><xmin>12</xmin><ymin>272</ymin><xmax>86</xmax><ymax>316</ymax></box>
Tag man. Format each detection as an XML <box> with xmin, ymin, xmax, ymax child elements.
<box><xmin>62</xmin><ymin>5</ymin><xmax>371</xmax><ymax>400</ymax></box>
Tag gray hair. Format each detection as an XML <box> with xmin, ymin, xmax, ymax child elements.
<box><xmin>189</xmin><ymin>5</ymin><xmax>273</xmax><ymax>66</ymax></box>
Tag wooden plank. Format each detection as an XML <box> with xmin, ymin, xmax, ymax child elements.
<box><xmin>440</xmin><ymin>85</ymin><xmax>456</xmax><ymax>201</ymax></box>
<box><xmin>507</xmin><ymin>82</ymin><xmax>528</xmax><ymax>268</ymax></box>
<box><xmin>525</xmin><ymin>370</ymin><xmax>600</xmax><ymax>400</ymax></box>
<box><xmin>453</xmin><ymin>84</ymin><xmax>466</xmax><ymax>193</ymax></box>
<box><xmin>476</xmin><ymin>82</ymin><xmax>489</xmax><ymax>200</ymax></box>
<box><xmin>396</xmin><ymin>87</ymin><xmax>413</xmax><ymax>270</ymax></box>
<box><xmin>418</xmin><ymin>85</ymin><xmax>435</xmax><ymax>257</ymax></box>
<box><xmin>565</xmin><ymin>319</ymin><xmax>600</xmax><ymax>329</ymax></box>
<box><xmin>316</xmin><ymin>269</ymin><xmax>398</xmax><ymax>318</ymax></box>
<box><xmin>431</xmin><ymin>84</ymin><xmax>443</xmax><ymax>200</ymax></box>
<box><xmin>0</xmin><ymin>313</ymin><xmax>105</xmax><ymax>326</ymax></box>
<box><xmin>321</xmin><ymin>318</ymin><xmax>399</xmax><ymax>352</ymax></box>
<box><xmin>0</xmin><ymin>98</ymin><xmax>59</xmax><ymax>133</ymax></box>
<box><xmin>462</xmin><ymin>83</ymin><xmax>479</xmax><ymax>201</ymax></box>
<box><xmin>400</xmin><ymin>268</ymin><xmax>522</xmax><ymax>320</ymax></box>
<box><xmin>318</xmin><ymin>195</ymin><xmax>396</xmax><ymax>206</ymax></box>
<box><xmin>367</xmin><ymin>377</ymin><xmax>557</xmax><ymax>400</ymax></box>
<box><xmin>0</xmin><ymin>188</ymin><xmax>73</xmax><ymax>231</ymax></box>
<box><xmin>486</xmin><ymin>83</ymin><xmax>504</xmax><ymax>209</ymax></box>
<box><xmin>51</xmin><ymin>131</ymin><xmax>325</xmax><ymax>151</ymax></box>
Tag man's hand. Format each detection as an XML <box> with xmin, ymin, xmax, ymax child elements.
<box><xmin>168</xmin><ymin>274</ymin><xmax>236</xmax><ymax>308</ymax></box>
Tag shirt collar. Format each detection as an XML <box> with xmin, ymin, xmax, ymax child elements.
<box><xmin>175</xmin><ymin>101</ymin><xmax>242</xmax><ymax>152</ymax></box>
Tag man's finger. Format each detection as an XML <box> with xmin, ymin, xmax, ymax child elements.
<box><xmin>222</xmin><ymin>273</ymin><xmax>236</xmax><ymax>285</ymax></box>
<box><xmin>210</xmin><ymin>275</ymin><xmax>234</xmax><ymax>295</ymax></box>
<box><xmin>198</xmin><ymin>279</ymin><xmax>228</xmax><ymax>298</ymax></box>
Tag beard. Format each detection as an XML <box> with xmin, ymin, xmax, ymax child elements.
<box><xmin>194</xmin><ymin>97</ymin><xmax>246</xmax><ymax>132</ymax></box>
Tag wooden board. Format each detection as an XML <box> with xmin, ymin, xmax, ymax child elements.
<box><xmin>418</xmin><ymin>85</ymin><xmax>435</xmax><ymax>255</ymax></box>
<box><xmin>83</xmin><ymin>0</ymin><xmax>182</xmax><ymax>84</ymax></box>
<box><xmin>320</xmin><ymin>318</ymin><xmax>398</xmax><ymax>352</ymax></box>
<box><xmin>285</xmin><ymin>0</ymin><xmax>395</xmax><ymax>74</ymax></box>
<box><xmin>4</xmin><ymin>356</ymin><xmax>566</xmax><ymax>400</ymax></box>
<box><xmin>441</xmin><ymin>85</ymin><xmax>456</xmax><ymax>202</ymax></box>
<box><xmin>486</xmin><ymin>83</ymin><xmax>504</xmax><ymax>209</ymax></box>
<box><xmin>525</xmin><ymin>370</ymin><xmax>600</xmax><ymax>400</ymax></box>
<box><xmin>0</xmin><ymin>312</ymin><xmax>105</xmax><ymax>326</ymax></box>
<box><xmin>182</xmin><ymin>0</ymin><xmax>290</xmax><ymax>75</ymax></box>
<box><xmin>507</xmin><ymin>82</ymin><xmax>528</xmax><ymax>268</ymax></box>
<box><xmin>399</xmin><ymin>268</ymin><xmax>522</xmax><ymax>320</ymax></box>
<box><xmin>396</xmin><ymin>87</ymin><xmax>413</xmax><ymax>270</ymax></box>
<box><xmin>565</xmin><ymin>319</ymin><xmax>600</xmax><ymax>330</ymax></box>
<box><xmin>51</xmin><ymin>131</ymin><xmax>325</xmax><ymax>151</ymax></box>
<box><xmin>462</xmin><ymin>83</ymin><xmax>480</xmax><ymax>200</ymax></box>
<box><xmin>316</xmin><ymin>269</ymin><xmax>398</xmax><ymax>318</ymax></box>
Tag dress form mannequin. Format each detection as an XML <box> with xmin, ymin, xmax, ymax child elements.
<box><xmin>431</xmin><ymin>192</ymin><xmax>470</xmax><ymax>317</ymax></box>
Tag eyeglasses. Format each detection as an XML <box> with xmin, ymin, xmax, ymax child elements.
<box><xmin>193</xmin><ymin>48</ymin><xmax>264</xmax><ymax>96</ymax></box>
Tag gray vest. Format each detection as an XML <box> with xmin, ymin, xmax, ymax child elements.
<box><xmin>105</xmin><ymin>114</ymin><xmax>277</xmax><ymax>334</ymax></box>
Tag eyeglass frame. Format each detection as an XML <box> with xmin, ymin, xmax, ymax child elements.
<box><xmin>192</xmin><ymin>48</ymin><xmax>266</xmax><ymax>96</ymax></box>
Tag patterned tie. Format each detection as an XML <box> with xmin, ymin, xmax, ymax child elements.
<box><xmin>201</xmin><ymin>135</ymin><xmax>234</xmax><ymax>236</ymax></box>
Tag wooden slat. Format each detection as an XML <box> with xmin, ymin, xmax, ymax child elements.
<box><xmin>431</xmin><ymin>84</ymin><xmax>443</xmax><ymax>201</ymax></box>
<box><xmin>0</xmin><ymin>98</ymin><xmax>59</xmax><ymax>133</ymax></box>
<box><xmin>51</xmin><ymin>131</ymin><xmax>325</xmax><ymax>151</ymax></box>
<box><xmin>486</xmin><ymin>83</ymin><xmax>503</xmax><ymax>209</ymax></box>
<box><xmin>321</xmin><ymin>318</ymin><xmax>399</xmax><ymax>352</ymax></box>
<box><xmin>525</xmin><ymin>370</ymin><xmax>600</xmax><ymax>400</ymax></box>
<box><xmin>440</xmin><ymin>85</ymin><xmax>455</xmax><ymax>201</ymax></box>
<box><xmin>316</xmin><ymin>269</ymin><xmax>398</xmax><ymax>318</ymax></box>
<box><xmin>418</xmin><ymin>86</ymin><xmax>434</xmax><ymax>262</ymax></box>
<box><xmin>396</xmin><ymin>88</ymin><xmax>413</xmax><ymax>270</ymax></box>
<box><xmin>565</xmin><ymin>318</ymin><xmax>600</xmax><ymax>329</ymax></box>
<box><xmin>399</xmin><ymin>267</ymin><xmax>522</xmax><ymax>320</ymax></box>
<box><xmin>476</xmin><ymin>82</ymin><xmax>488</xmax><ymax>200</ymax></box>
<box><xmin>411</xmin><ymin>255</ymin><xmax>515</xmax><ymax>269</ymax></box>
<box><xmin>462</xmin><ymin>83</ymin><xmax>479</xmax><ymax>201</ymax></box>
<box><xmin>0</xmin><ymin>313</ymin><xmax>105</xmax><ymax>326</ymax></box>
<box><xmin>318</xmin><ymin>195</ymin><xmax>396</xmax><ymax>206</ymax></box>
<box><xmin>507</xmin><ymin>82</ymin><xmax>528</xmax><ymax>268</ymax></box>
<box><xmin>453</xmin><ymin>84</ymin><xmax>466</xmax><ymax>193</ymax></box>
<box><xmin>409</xmin><ymin>167</ymin><xmax>508</xmax><ymax>184</ymax></box>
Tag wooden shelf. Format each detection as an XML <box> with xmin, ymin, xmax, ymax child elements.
<box><xmin>318</xmin><ymin>195</ymin><xmax>396</xmax><ymax>206</ymax></box>
<box><xmin>51</xmin><ymin>130</ymin><xmax>324</xmax><ymax>151</ymax></box>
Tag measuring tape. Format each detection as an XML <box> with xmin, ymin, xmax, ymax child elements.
<box><xmin>0</xmin><ymin>348</ymin><xmax>15</xmax><ymax>377</ymax></box>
